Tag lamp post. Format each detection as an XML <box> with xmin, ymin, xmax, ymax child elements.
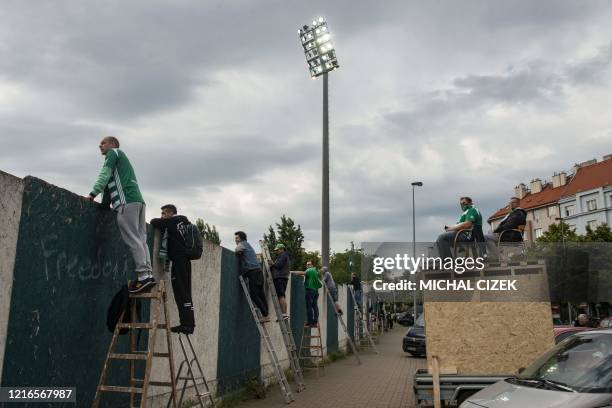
<box><xmin>411</xmin><ymin>181</ymin><xmax>423</xmax><ymax>321</ymax></box>
<box><xmin>298</xmin><ymin>17</ymin><xmax>340</xmax><ymax>268</ymax></box>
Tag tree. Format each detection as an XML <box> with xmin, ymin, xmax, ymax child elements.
<box><xmin>195</xmin><ymin>218</ymin><xmax>221</xmax><ymax>245</ymax></box>
<box><xmin>329</xmin><ymin>248</ymin><xmax>364</xmax><ymax>284</ymax></box>
<box><xmin>263</xmin><ymin>215</ymin><xmax>305</xmax><ymax>270</ymax></box>
<box><xmin>580</xmin><ymin>223</ymin><xmax>612</xmax><ymax>242</ymax></box>
<box><xmin>303</xmin><ymin>250</ymin><xmax>322</xmax><ymax>270</ymax></box>
<box><xmin>537</xmin><ymin>221</ymin><xmax>579</xmax><ymax>243</ymax></box>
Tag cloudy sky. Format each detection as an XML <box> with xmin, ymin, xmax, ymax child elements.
<box><xmin>1</xmin><ymin>1</ymin><xmax>611</xmax><ymax>252</ymax></box>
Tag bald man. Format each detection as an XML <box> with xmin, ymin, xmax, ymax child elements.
<box><xmin>88</xmin><ymin>136</ymin><xmax>154</xmax><ymax>293</ymax></box>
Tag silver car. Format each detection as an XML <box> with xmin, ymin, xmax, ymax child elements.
<box><xmin>461</xmin><ymin>329</ymin><xmax>612</xmax><ymax>408</ymax></box>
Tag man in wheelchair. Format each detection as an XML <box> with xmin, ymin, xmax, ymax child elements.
<box><xmin>484</xmin><ymin>196</ymin><xmax>527</xmax><ymax>260</ymax></box>
<box><xmin>436</xmin><ymin>196</ymin><xmax>484</xmax><ymax>259</ymax></box>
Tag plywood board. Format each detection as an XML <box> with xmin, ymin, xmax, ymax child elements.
<box><xmin>424</xmin><ymin>301</ymin><xmax>554</xmax><ymax>374</ymax></box>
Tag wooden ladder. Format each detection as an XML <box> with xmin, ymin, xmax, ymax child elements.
<box><xmin>92</xmin><ymin>280</ymin><xmax>178</xmax><ymax>408</ymax></box>
<box><xmin>299</xmin><ymin>324</ymin><xmax>325</xmax><ymax>376</ymax></box>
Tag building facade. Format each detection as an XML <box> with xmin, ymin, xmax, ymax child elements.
<box><xmin>488</xmin><ymin>155</ymin><xmax>612</xmax><ymax>243</ymax></box>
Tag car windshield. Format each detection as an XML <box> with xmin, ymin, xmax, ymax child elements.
<box><xmin>519</xmin><ymin>333</ymin><xmax>612</xmax><ymax>393</ymax></box>
<box><xmin>415</xmin><ymin>314</ymin><xmax>425</xmax><ymax>327</ymax></box>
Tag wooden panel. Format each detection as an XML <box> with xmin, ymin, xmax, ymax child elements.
<box><xmin>424</xmin><ymin>301</ymin><xmax>554</xmax><ymax>374</ymax></box>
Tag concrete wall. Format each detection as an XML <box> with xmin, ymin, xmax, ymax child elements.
<box><xmin>0</xmin><ymin>171</ymin><xmax>24</xmax><ymax>384</ymax></box>
<box><xmin>1</xmin><ymin>175</ymin><xmax>134</xmax><ymax>406</ymax></box>
<box><xmin>0</xmin><ymin>172</ymin><xmax>307</xmax><ymax>406</ymax></box>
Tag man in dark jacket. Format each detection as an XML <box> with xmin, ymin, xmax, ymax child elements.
<box><xmin>270</xmin><ymin>243</ymin><xmax>290</xmax><ymax>320</ymax></box>
<box><xmin>485</xmin><ymin>197</ymin><xmax>527</xmax><ymax>258</ymax></box>
<box><xmin>150</xmin><ymin>204</ymin><xmax>195</xmax><ymax>334</ymax></box>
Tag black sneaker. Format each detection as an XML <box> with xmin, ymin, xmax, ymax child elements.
<box><xmin>170</xmin><ymin>325</ymin><xmax>195</xmax><ymax>335</ymax></box>
<box><xmin>128</xmin><ymin>277</ymin><xmax>156</xmax><ymax>293</ymax></box>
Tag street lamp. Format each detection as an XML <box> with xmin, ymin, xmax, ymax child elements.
<box><xmin>298</xmin><ymin>16</ymin><xmax>340</xmax><ymax>268</ymax></box>
<box><xmin>411</xmin><ymin>181</ymin><xmax>423</xmax><ymax>321</ymax></box>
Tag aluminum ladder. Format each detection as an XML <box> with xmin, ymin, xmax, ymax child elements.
<box><xmin>260</xmin><ymin>241</ymin><xmax>306</xmax><ymax>392</ymax></box>
<box><xmin>239</xmin><ymin>275</ymin><xmax>294</xmax><ymax>403</ymax></box>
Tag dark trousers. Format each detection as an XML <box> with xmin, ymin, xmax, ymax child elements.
<box><xmin>171</xmin><ymin>256</ymin><xmax>195</xmax><ymax>326</ymax></box>
<box><xmin>305</xmin><ymin>289</ymin><xmax>319</xmax><ymax>325</ymax></box>
<box><xmin>246</xmin><ymin>268</ymin><xmax>268</xmax><ymax>317</ymax></box>
<box><xmin>436</xmin><ymin>231</ymin><xmax>471</xmax><ymax>259</ymax></box>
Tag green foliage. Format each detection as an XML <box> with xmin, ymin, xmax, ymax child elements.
<box><xmin>581</xmin><ymin>223</ymin><xmax>612</xmax><ymax>242</ymax></box>
<box><xmin>537</xmin><ymin>221</ymin><xmax>579</xmax><ymax>243</ymax></box>
<box><xmin>303</xmin><ymin>250</ymin><xmax>322</xmax><ymax>270</ymax></box>
<box><xmin>263</xmin><ymin>215</ymin><xmax>305</xmax><ymax>270</ymax></box>
<box><xmin>195</xmin><ymin>218</ymin><xmax>221</xmax><ymax>245</ymax></box>
<box><xmin>537</xmin><ymin>222</ymin><xmax>612</xmax><ymax>243</ymax></box>
<box><xmin>329</xmin><ymin>248</ymin><xmax>364</xmax><ymax>284</ymax></box>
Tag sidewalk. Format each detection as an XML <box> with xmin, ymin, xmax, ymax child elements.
<box><xmin>236</xmin><ymin>326</ymin><xmax>426</xmax><ymax>408</ymax></box>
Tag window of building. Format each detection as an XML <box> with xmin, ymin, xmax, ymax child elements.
<box><xmin>586</xmin><ymin>199</ymin><xmax>597</xmax><ymax>211</ymax></box>
<box><xmin>565</xmin><ymin>205</ymin><xmax>575</xmax><ymax>217</ymax></box>
<box><xmin>587</xmin><ymin>220</ymin><xmax>598</xmax><ymax>230</ymax></box>
<box><xmin>534</xmin><ymin>228</ymin><xmax>543</xmax><ymax>239</ymax></box>
<box><xmin>548</xmin><ymin>206</ymin><xmax>557</xmax><ymax>217</ymax></box>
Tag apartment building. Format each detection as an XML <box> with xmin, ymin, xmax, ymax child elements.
<box><xmin>488</xmin><ymin>155</ymin><xmax>612</xmax><ymax>243</ymax></box>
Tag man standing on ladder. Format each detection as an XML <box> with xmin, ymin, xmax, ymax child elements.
<box><xmin>150</xmin><ymin>204</ymin><xmax>196</xmax><ymax>335</ymax></box>
<box><xmin>292</xmin><ymin>261</ymin><xmax>322</xmax><ymax>327</ymax></box>
<box><xmin>87</xmin><ymin>136</ymin><xmax>154</xmax><ymax>293</ymax></box>
<box><xmin>235</xmin><ymin>231</ymin><xmax>269</xmax><ymax>322</ymax></box>
<box><xmin>270</xmin><ymin>243</ymin><xmax>291</xmax><ymax>320</ymax></box>
<box><xmin>321</xmin><ymin>267</ymin><xmax>343</xmax><ymax>315</ymax></box>
<box><xmin>350</xmin><ymin>272</ymin><xmax>363</xmax><ymax>311</ymax></box>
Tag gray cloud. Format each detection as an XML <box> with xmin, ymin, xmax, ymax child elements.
<box><xmin>2</xmin><ymin>0</ymin><xmax>612</xmax><ymax>251</ymax></box>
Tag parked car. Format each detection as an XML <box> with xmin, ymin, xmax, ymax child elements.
<box><xmin>553</xmin><ymin>325</ymin><xmax>592</xmax><ymax>344</ymax></box>
<box><xmin>402</xmin><ymin>314</ymin><xmax>425</xmax><ymax>356</ymax></box>
<box><xmin>460</xmin><ymin>329</ymin><xmax>612</xmax><ymax>408</ymax></box>
<box><xmin>397</xmin><ymin>311</ymin><xmax>415</xmax><ymax>327</ymax></box>
<box><xmin>598</xmin><ymin>317</ymin><xmax>612</xmax><ymax>329</ymax></box>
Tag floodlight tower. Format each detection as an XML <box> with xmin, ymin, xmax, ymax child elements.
<box><xmin>298</xmin><ymin>16</ymin><xmax>340</xmax><ymax>268</ymax></box>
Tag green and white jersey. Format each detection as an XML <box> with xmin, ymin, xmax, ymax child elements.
<box><xmin>90</xmin><ymin>148</ymin><xmax>144</xmax><ymax>210</ymax></box>
<box><xmin>458</xmin><ymin>205</ymin><xmax>483</xmax><ymax>226</ymax></box>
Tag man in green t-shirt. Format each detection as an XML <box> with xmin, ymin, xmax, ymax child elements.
<box><xmin>291</xmin><ymin>261</ymin><xmax>322</xmax><ymax>327</ymax></box>
<box><xmin>87</xmin><ymin>136</ymin><xmax>154</xmax><ymax>293</ymax></box>
<box><xmin>436</xmin><ymin>196</ymin><xmax>483</xmax><ymax>259</ymax></box>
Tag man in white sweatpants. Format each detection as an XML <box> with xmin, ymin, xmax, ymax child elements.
<box><xmin>88</xmin><ymin>136</ymin><xmax>155</xmax><ymax>293</ymax></box>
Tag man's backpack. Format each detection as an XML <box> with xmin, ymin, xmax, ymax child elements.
<box><xmin>177</xmin><ymin>221</ymin><xmax>203</xmax><ymax>260</ymax></box>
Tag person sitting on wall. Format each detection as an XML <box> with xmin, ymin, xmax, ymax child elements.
<box><xmin>436</xmin><ymin>196</ymin><xmax>484</xmax><ymax>259</ymax></box>
<box><xmin>150</xmin><ymin>204</ymin><xmax>195</xmax><ymax>335</ymax></box>
<box><xmin>484</xmin><ymin>197</ymin><xmax>527</xmax><ymax>259</ymax></box>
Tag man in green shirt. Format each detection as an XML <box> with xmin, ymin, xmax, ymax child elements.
<box><xmin>436</xmin><ymin>196</ymin><xmax>484</xmax><ymax>259</ymax></box>
<box><xmin>292</xmin><ymin>261</ymin><xmax>322</xmax><ymax>327</ymax></box>
<box><xmin>88</xmin><ymin>136</ymin><xmax>154</xmax><ymax>293</ymax></box>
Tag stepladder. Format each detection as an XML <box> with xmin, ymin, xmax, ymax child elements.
<box><xmin>93</xmin><ymin>280</ymin><xmax>178</xmax><ymax>408</ymax></box>
<box><xmin>239</xmin><ymin>275</ymin><xmax>295</xmax><ymax>404</ymax></box>
<box><xmin>324</xmin><ymin>287</ymin><xmax>361</xmax><ymax>364</ymax></box>
<box><xmin>348</xmin><ymin>285</ymin><xmax>379</xmax><ymax>354</ymax></box>
<box><xmin>259</xmin><ymin>241</ymin><xmax>306</xmax><ymax>392</ymax></box>
<box><xmin>168</xmin><ymin>333</ymin><xmax>215</xmax><ymax>408</ymax></box>
<box><xmin>299</xmin><ymin>324</ymin><xmax>325</xmax><ymax>376</ymax></box>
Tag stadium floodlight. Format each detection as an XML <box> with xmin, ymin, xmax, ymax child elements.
<box><xmin>296</xmin><ymin>16</ymin><xmax>341</xmax><ymax>269</ymax></box>
<box><xmin>298</xmin><ymin>17</ymin><xmax>340</xmax><ymax>79</ymax></box>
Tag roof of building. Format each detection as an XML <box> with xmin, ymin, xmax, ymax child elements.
<box><xmin>561</xmin><ymin>156</ymin><xmax>612</xmax><ymax>198</ymax></box>
<box><xmin>487</xmin><ymin>156</ymin><xmax>612</xmax><ymax>222</ymax></box>
<box><xmin>488</xmin><ymin>181</ymin><xmax>570</xmax><ymax>222</ymax></box>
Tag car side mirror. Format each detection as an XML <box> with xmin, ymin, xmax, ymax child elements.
<box><xmin>517</xmin><ymin>367</ymin><xmax>525</xmax><ymax>374</ymax></box>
